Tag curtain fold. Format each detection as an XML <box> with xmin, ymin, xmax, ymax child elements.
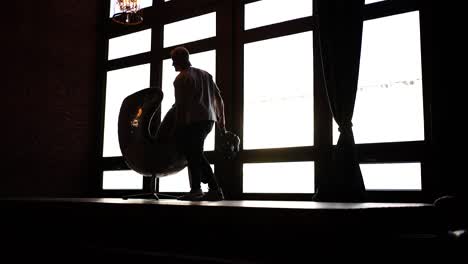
<box><xmin>313</xmin><ymin>0</ymin><xmax>366</xmax><ymax>202</ymax></box>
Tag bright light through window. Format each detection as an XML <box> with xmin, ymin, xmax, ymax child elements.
<box><xmin>162</xmin><ymin>50</ymin><xmax>216</xmax><ymax>151</ymax></box>
<box><xmin>244</xmin><ymin>31</ymin><xmax>313</xmax><ymax>149</ymax></box>
<box><xmin>103</xmin><ymin>64</ymin><xmax>151</xmax><ymax>157</ymax></box>
<box><xmin>103</xmin><ymin>170</ymin><xmax>143</xmax><ymax>190</ymax></box>
<box><xmin>365</xmin><ymin>0</ymin><xmax>385</xmax><ymax>4</ymax></box>
<box><xmin>360</xmin><ymin>163</ymin><xmax>421</xmax><ymax>190</ymax></box>
<box><xmin>164</xmin><ymin>12</ymin><xmax>216</xmax><ymax>48</ymax></box>
<box><xmin>245</xmin><ymin>0</ymin><xmax>312</xmax><ymax>30</ymax></box>
<box><xmin>159</xmin><ymin>166</ymin><xmax>213</xmax><ymax>193</ymax></box>
<box><xmin>243</xmin><ymin>162</ymin><xmax>314</xmax><ymax>193</ymax></box>
<box><xmin>333</xmin><ymin>11</ymin><xmax>424</xmax><ymax>144</ymax></box>
<box><xmin>108</xmin><ymin>29</ymin><xmax>151</xmax><ymax>60</ymax></box>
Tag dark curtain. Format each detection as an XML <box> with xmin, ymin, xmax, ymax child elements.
<box><xmin>313</xmin><ymin>0</ymin><xmax>366</xmax><ymax>202</ymax></box>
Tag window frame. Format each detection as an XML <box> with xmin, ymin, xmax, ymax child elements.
<box><xmin>357</xmin><ymin>0</ymin><xmax>433</xmax><ymax>202</ymax></box>
<box><xmin>97</xmin><ymin>0</ymin><xmax>433</xmax><ymax>202</ymax></box>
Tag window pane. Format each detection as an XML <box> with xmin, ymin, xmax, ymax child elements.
<box><xmin>103</xmin><ymin>64</ymin><xmax>151</xmax><ymax>157</ymax></box>
<box><xmin>103</xmin><ymin>170</ymin><xmax>143</xmax><ymax>190</ymax></box>
<box><xmin>245</xmin><ymin>0</ymin><xmax>312</xmax><ymax>30</ymax></box>
<box><xmin>244</xmin><ymin>32</ymin><xmax>313</xmax><ymax>149</ymax></box>
<box><xmin>109</xmin><ymin>0</ymin><xmax>153</xmax><ymax>18</ymax></box>
<box><xmin>360</xmin><ymin>163</ymin><xmax>421</xmax><ymax>190</ymax></box>
<box><xmin>158</xmin><ymin>166</ymin><xmax>213</xmax><ymax>193</ymax></box>
<box><xmin>164</xmin><ymin>12</ymin><xmax>216</xmax><ymax>48</ymax></box>
<box><xmin>365</xmin><ymin>0</ymin><xmax>385</xmax><ymax>4</ymax></box>
<box><xmin>243</xmin><ymin>162</ymin><xmax>314</xmax><ymax>193</ymax></box>
<box><xmin>333</xmin><ymin>12</ymin><xmax>424</xmax><ymax>144</ymax></box>
<box><xmin>108</xmin><ymin>29</ymin><xmax>151</xmax><ymax>60</ymax></box>
<box><xmin>162</xmin><ymin>50</ymin><xmax>216</xmax><ymax>151</ymax></box>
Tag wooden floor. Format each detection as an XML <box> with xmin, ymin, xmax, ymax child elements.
<box><xmin>1</xmin><ymin>196</ymin><xmax>433</xmax><ymax>209</ymax></box>
<box><xmin>0</xmin><ymin>197</ymin><xmax>458</xmax><ymax>263</ymax></box>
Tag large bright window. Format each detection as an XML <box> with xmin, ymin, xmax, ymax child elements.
<box><xmin>333</xmin><ymin>11</ymin><xmax>424</xmax><ymax>144</ymax></box>
<box><xmin>103</xmin><ymin>64</ymin><xmax>151</xmax><ymax>157</ymax></box>
<box><xmin>108</xmin><ymin>29</ymin><xmax>152</xmax><ymax>60</ymax></box>
<box><xmin>158</xmin><ymin>166</ymin><xmax>213</xmax><ymax>193</ymax></box>
<box><xmin>360</xmin><ymin>163</ymin><xmax>422</xmax><ymax>190</ymax></box>
<box><xmin>163</xmin><ymin>12</ymin><xmax>216</xmax><ymax>48</ymax></box>
<box><xmin>244</xmin><ymin>31</ymin><xmax>313</xmax><ymax>149</ymax></box>
<box><xmin>100</xmin><ymin>0</ymin><xmax>429</xmax><ymax>200</ymax></box>
<box><xmin>365</xmin><ymin>0</ymin><xmax>385</xmax><ymax>4</ymax></box>
<box><xmin>103</xmin><ymin>170</ymin><xmax>143</xmax><ymax>190</ymax></box>
<box><xmin>244</xmin><ymin>0</ymin><xmax>312</xmax><ymax>30</ymax></box>
<box><xmin>243</xmin><ymin>162</ymin><xmax>314</xmax><ymax>193</ymax></box>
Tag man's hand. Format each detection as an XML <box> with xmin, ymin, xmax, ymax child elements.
<box><xmin>218</xmin><ymin>123</ymin><xmax>227</xmax><ymax>134</ymax></box>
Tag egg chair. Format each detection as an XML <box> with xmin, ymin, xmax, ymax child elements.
<box><xmin>118</xmin><ymin>87</ymin><xmax>187</xmax><ymax>199</ymax></box>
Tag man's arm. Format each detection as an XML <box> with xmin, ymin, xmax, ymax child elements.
<box><xmin>213</xmin><ymin>83</ymin><xmax>226</xmax><ymax>133</ymax></box>
<box><xmin>174</xmin><ymin>74</ymin><xmax>189</xmax><ymax>127</ymax></box>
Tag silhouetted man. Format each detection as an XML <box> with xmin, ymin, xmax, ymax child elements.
<box><xmin>171</xmin><ymin>46</ymin><xmax>226</xmax><ymax>201</ymax></box>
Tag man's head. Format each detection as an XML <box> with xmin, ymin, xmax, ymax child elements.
<box><xmin>170</xmin><ymin>46</ymin><xmax>191</xmax><ymax>71</ymax></box>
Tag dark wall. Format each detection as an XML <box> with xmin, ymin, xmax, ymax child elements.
<box><xmin>2</xmin><ymin>1</ymin><xmax>102</xmax><ymax>197</ymax></box>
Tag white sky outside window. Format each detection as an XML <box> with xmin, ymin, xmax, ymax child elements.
<box><xmin>245</xmin><ymin>0</ymin><xmax>312</xmax><ymax>30</ymax></box>
<box><xmin>360</xmin><ymin>163</ymin><xmax>422</xmax><ymax>190</ymax></box>
<box><xmin>109</xmin><ymin>0</ymin><xmax>153</xmax><ymax>18</ymax></box>
<box><xmin>158</xmin><ymin>165</ymin><xmax>213</xmax><ymax>192</ymax></box>
<box><xmin>103</xmin><ymin>64</ymin><xmax>151</xmax><ymax>157</ymax></box>
<box><xmin>333</xmin><ymin>11</ymin><xmax>424</xmax><ymax>144</ymax></box>
<box><xmin>162</xmin><ymin>50</ymin><xmax>216</xmax><ymax>151</ymax></box>
<box><xmin>108</xmin><ymin>29</ymin><xmax>152</xmax><ymax>60</ymax></box>
<box><xmin>243</xmin><ymin>162</ymin><xmax>314</xmax><ymax>193</ymax></box>
<box><xmin>163</xmin><ymin>12</ymin><xmax>216</xmax><ymax>48</ymax></box>
<box><xmin>103</xmin><ymin>170</ymin><xmax>143</xmax><ymax>190</ymax></box>
<box><xmin>365</xmin><ymin>0</ymin><xmax>385</xmax><ymax>4</ymax></box>
<box><xmin>244</xmin><ymin>31</ymin><xmax>313</xmax><ymax>149</ymax></box>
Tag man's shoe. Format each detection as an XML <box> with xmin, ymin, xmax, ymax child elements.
<box><xmin>202</xmin><ymin>188</ymin><xmax>224</xmax><ymax>201</ymax></box>
<box><xmin>177</xmin><ymin>189</ymin><xmax>204</xmax><ymax>201</ymax></box>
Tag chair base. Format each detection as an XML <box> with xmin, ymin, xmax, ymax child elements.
<box><xmin>122</xmin><ymin>192</ymin><xmax>159</xmax><ymax>200</ymax></box>
<box><xmin>122</xmin><ymin>192</ymin><xmax>178</xmax><ymax>200</ymax></box>
<box><xmin>121</xmin><ymin>174</ymin><xmax>179</xmax><ymax>200</ymax></box>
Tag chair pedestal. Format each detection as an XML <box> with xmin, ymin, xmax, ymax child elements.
<box><xmin>122</xmin><ymin>192</ymin><xmax>159</xmax><ymax>200</ymax></box>
<box><xmin>122</xmin><ymin>174</ymin><xmax>178</xmax><ymax>200</ymax></box>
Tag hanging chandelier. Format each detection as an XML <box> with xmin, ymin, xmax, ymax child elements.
<box><xmin>112</xmin><ymin>0</ymin><xmax>143</xmax><ymax>26</ymax></box>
